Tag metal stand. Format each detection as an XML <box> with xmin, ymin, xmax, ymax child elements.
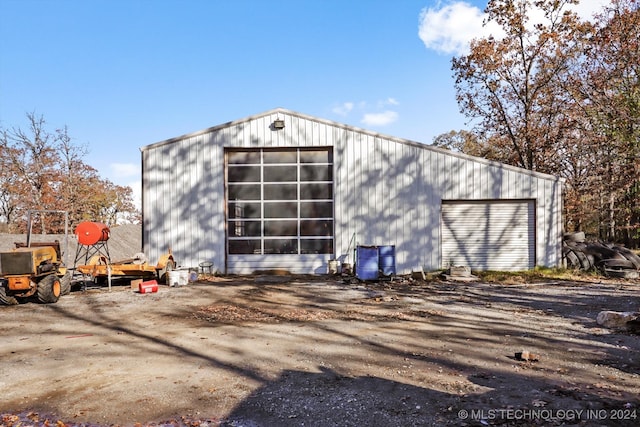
<box><xmin>73</xmin><ymin>241</ymin><xmax>111</xmax><ymax>267</ymax></box>
<box><xmin>199</xmin><ymin>261</ymin><xmax>213</xmax><ymax>274</ymax></box>
<box><xmin>73</xmin><ymin>241</ymin><xmax>111</xmax><ymax>291</ymax></box>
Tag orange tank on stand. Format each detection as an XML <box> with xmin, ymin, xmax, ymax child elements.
<box><xmin>72</xmin><ymin>222</ymin><xmax>175</xmax><ymax>289</ymax></box>
<box><xmin>75</xmin><ymin>222</ymin><xmax>110</xmax><ymax>246</ymax></box>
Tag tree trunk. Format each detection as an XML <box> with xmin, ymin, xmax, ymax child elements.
<box><xmin>609</xmin><ymin>193</ymin><xmax>615</xmax><ymax>242</ymax></box>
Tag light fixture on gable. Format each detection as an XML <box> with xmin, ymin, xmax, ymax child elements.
<box><xmin>272</xmin><ymin>118</ymin><xmax>285</xmax><ymax>130</ymax></box>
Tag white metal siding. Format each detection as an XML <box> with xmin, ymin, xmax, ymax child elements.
<box><xmin>441</xmin><ymin>200</ymin><xmax>535</xmax><ymax>271</ymax></box>
<box><xmin>142</xmin><ymin>134</ymin><xmax>226</xmax><ymax>272</ymax></box>
<box><xmin>142</xmin><ymin>108</ymin><xmax>563</xmax><ymax>275</ymax></box>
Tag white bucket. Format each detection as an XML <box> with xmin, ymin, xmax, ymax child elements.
<box><xmin>328</xmin><ymin>259</ymin><xmax>339</xmax><ymax>275</ymax></box>
<box><xmin>167</xmin><ymin>270</ymin><xmax>189</xmax><ymax>287</ymax></box>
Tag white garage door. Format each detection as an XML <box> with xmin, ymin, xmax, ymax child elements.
<box><xmin>441</xmin><ymin>200</ymin><xmax>535</xmax><ymax>271</ymax></box>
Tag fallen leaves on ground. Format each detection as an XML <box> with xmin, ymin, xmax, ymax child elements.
<box><xmin>193</xmin><ymin>303</ymin><xmax>439</xmax><ymax>323</ymax></box>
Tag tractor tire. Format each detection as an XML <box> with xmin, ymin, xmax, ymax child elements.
<box><xmin>60</xmin><ymin>272</ymin><xmax>72</xmax><ymax>295</ymax></box>
<box><xmin>36</xmin><ymin>274</ymin><xmax>61</xmax><ymax>304</ymax></box>
<box><xmin>0</xmin><ymin>281</ymin><xmax>19</xmax><ymax>305</ymax></box>
<box><xmin>563</xmin><ymin>248</ymin><xmax>581</xmax><ymax>269</ymax></box>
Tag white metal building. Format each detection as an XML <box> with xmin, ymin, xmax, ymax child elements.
<box><xmin>141</xmin><ymin>108</ymin><xmax>564</xmax><ymax>275</ymax></box>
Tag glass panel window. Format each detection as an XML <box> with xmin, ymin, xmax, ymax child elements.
<box><xmin>264</xmin><ymin>220</ymin><xmax>297</xmax><ymax>236</ymax></box>
<box><xmin>264</xmin><ymin>183</ymin><xmax>297</xmax><ymax>200</ymax></box>
<box><xmin>228</xmin><ymin>151</ymin><xmax>261</xmax><ymax>164</ymax></box>
<box><xmin>229</xmin><ymin>202</ymin><xmax>261</xmax><ymax>219</ymax></box>
<box><xmin>301</xmin><ymin>239</ymin><xmax>333</xmax><ymax>254</ymax></box>
<box><xmin>228</xmin><ymin>165</ymin><xmax>261</xmax><ymax>182</ymax></box>
<box><xmin>300</xmin><ymin>183</ymin><xmax>332</xmax><ymax>200</ymax></box>
<box><xmin>264</xmin><ymin>202</ymin><xmax>297</xmax><ymax>218</ymax></box>
<box><xmin>300</xmin><ymin>164</ymin><xmax>332</xmax><ymax>181</ymax></box>
<box><xmin>264</xmin><ymin>165</ymin><xmax>297</xmax><ymax>182</ymax></box>
<box><xmin>229</xmin><ymin>184</ymin><xmax>261</xmax><ymax>200</ymax></box>
<box><xmin>264</xmin><ymin>239</ymin><xmax>298</xmax><ymax>254</ymax></box>
<box><xmin>300</xmin><ymin>202</ymin><xmax>332</xmax><ymax>218</ymax></box>
<box><xmin>229</xmin><ymin>220</ymin><xmax>261</xmax><ymax>237</ymax></box>
<box><xmin>300</xmin><ymin>150</ymin><xmax>332</xmax><ymax>163</ymax></box>
<box><xmin>300</xmin><ymin>220</ymin><xmax>332</xmax><ymax>236</ymax></box>
<box><xmin>229</xmin><ymin>239</ymin><xmax>261</xmax><ymax>254</ymax></box>
<box><xmin>264</xmin><ymin>150</ymin><xmax>296</xmax><ymax>164</ymax></box>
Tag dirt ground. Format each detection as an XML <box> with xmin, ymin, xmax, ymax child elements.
<box><xmin>1</xmin><ymin>274</ymin><xmax>640</xmax><ymax>427</ymax></box>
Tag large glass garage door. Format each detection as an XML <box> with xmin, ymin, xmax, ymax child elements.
<box><xmin>226</xmin><ymin>148</ymin><xmax>334</xmax><ymax>256</ymax></box>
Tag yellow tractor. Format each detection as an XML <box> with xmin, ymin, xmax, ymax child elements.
<box><xmin>0</xmin><ymin>244</ymin><xmax>70</xmax><ymax>305</ymax></box>
<box><xmin>0</xmin><ymin>210</ymin><xmax>71</xmax><ymax>305</ymax></box>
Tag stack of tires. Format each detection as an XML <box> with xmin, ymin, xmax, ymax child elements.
<box><xmin>563</xmin><ymin>232</ymin><xmax>640</xmax><ymax>279</ymax></box>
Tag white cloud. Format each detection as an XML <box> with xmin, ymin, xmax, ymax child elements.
<box><xmin>332</xmin><ymin>102</ymin><xmax>354</xmax><ymax>116</ymax></box>
<box><xmin>111</xmin><ymin>162</ymin><xmax>139</xmax><ymax>178</ymax></box>
<box><xmin>361</xmin><ymin>110</ymin><xmax>399</xmax><ymax>127</ymax></box>
<box><xmin>570</xmin><ymin>0</ymin><xmax>611</xmax><ymax>21</ymax></box>
<box><xmin>418</xmin><ymin>2</ymin><xmax>500</xmax><ymax>56</ymax></box>
<box><xmin>108</xmin><ymin>163</ymin><xmax>141</xmax><ymax>209</ymax></box>
<box><xmin>128</xmin><ymin>180</ymin><xmax>141</xmax><ymax>210</ymax></box>
<box><xmin>378</xmin><ymin>97</ymin><xmax>400</xmax><ymax>108</ymax></box>
<box><xmin>418</xmin><ymin>0</ymin><xmax>612</xmax><ymax>56</ymax></box>
<box><xmin>332</xmin><ymin>99</ymin><xmax>400</xmax><ymax>127</ymax></box>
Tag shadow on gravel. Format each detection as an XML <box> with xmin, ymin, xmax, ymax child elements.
<box><xmin>6</xmin><ymin>277</ymin><xmax>639</xmax><ymax>426</ymax></box>
<box><xmin>223</xmin><ymin>365</ymin><xmax>639</xmax><ymax>427</ymax></box>
<box><xmin>47</xmin><ymin>296</ymin><xmax>270</xmax><ymax>384</ymax></box>
<box><xmin>223</xmin><ymin>367</ymin><xmax>440</xmax><ymax>427</ymax></box>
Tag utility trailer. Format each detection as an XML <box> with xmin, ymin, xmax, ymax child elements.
<box><xmin>71</xmin><ymin>220</ymin><xmax>176</xmax><ymax>288</ymax></box>
<box><xmin>75</xmin><ymin>252</ymin><xmax>175</xmax><ymax>285</ymax></box>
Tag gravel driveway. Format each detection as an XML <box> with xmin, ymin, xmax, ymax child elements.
<box><xmin>1</xmin><ymin>275</ymin><xmax>639</xmax><ymax>426</ymax></box>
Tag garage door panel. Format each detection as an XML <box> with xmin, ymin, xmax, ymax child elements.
<box><xmin>442</xmin><ymin>200</ymin><xmax>535</xmax><ymax>271</ymax></box>
<box><xmin>456</xmin><ymin>229</ymin><xmax>530</xmax><ymax>241</ymax></box>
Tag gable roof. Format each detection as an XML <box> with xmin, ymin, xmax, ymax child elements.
<box><xmin>141</xmin><ymin>107</ymin><xmax>563</xmax><ymax>183</ymax></box>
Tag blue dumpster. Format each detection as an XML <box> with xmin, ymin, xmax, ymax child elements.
<box><xmin>378</xmin><ymin>245</ymin><xmax>396</xmax><ymax>276</ymax></box>
<box><xmin>355</xmin><ymin>246</ymin><xmax>379</xmax><ymax>280</ymax></box>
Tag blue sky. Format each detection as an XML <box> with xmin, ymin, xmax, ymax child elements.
<box><xmin>0</xmin><ymin>0</ymin><xmax>607</xmax><ymax>204</ymax></box>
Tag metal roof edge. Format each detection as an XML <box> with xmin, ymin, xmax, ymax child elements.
<box><xmin>140</xmin><ymin>107</ymin><xmax>564</xmax><ymax>184</ymax></box>
<box><xmin>139</xmin><ymin>107</ymin><xmax>288</xmax><ymax>152</ymax></box>
<box><xmin>283</xmin><ymin>109</ymin><xmax>563</xmax><ymax>184</ymax></box>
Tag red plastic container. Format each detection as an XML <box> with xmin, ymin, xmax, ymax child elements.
<box><xmin>139</xmin><ymin>280</ymin><xmax>158</xmax><ymax>294</ymax></box>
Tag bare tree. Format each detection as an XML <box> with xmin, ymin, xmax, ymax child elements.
<box><xmin>0</xmin><ymin>112</ymin><xmax>140</xmax><ymax>232</ymax></box>
<box><xmin>0</xmin><ymin>137</ymin><xmax>21</xmax><ymax>231</ymax></box>
<box><xmin>452</xmin><ymin>0</ymin><xmax>586</xmax><ymax>173</ymax></box>
<box><xmin>451</xmin><ymin>0</ymin><xmax>639</xmax><ymax>246</ymax></box>
<box><xmin>566</xmin><ymin>0</ymin><xmax>640</xmax><ymax>244</ymax></box>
